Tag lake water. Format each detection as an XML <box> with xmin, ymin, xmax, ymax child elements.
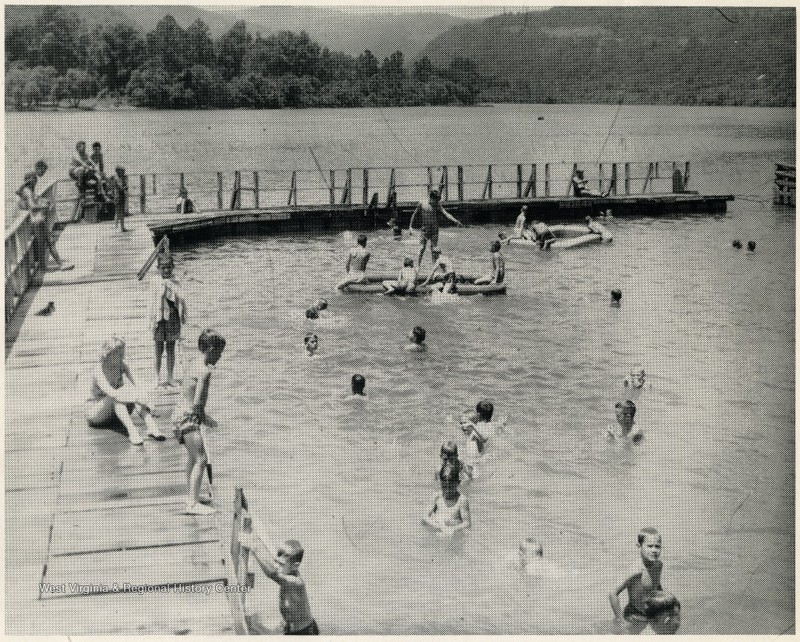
<box><xmin>5</xmin><ymin>104</ymin><xmax>795</xmax><ymax>634</ymax></box>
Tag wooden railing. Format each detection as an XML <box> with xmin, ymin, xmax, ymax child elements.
<box><xmin>774</xmin><ymin>162</ymin><xmax>795</xmax><ymax>206</ymax></box>
<box><xmin>5</xmin><ymin>187</ymin><xmax>57</xmax><ymax>322</ymax></box>
<box><xmin>41</xmin><ymin>161</ymin><xmax>691</xmax><ymax>219</ymax></box>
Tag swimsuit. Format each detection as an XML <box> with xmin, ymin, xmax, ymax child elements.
<box><xmin>173</xmin><ymin>412</ymin><xmax>202</xmax><ymax>445</ymax></box>
<box><xmin>284</xmin><ymin>619</ymin><xmax>319</xmax><ymax>635</ymax></box>
<box><xmin>624</xmin><ymin>572</ymin><xmax>661</xmax><ymax>622</ymax></box>
<box><xmin>154</xmin><ymin>298</ymin><xmax>181</xmax><ymax>342</ymax></box>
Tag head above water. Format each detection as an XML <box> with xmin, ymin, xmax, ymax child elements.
<box><xmin>35</xmin><ymin>160</ymin><xmax>48</xmax><ymax>174</ymax></box>
<box><xmin>644</xmin><ymin>591</ymin><xmax>681</xmax><ymax>634</ymax></box>
<box><xmin>475</xmin><ymin>400</ymin><xmax>494</xmax><ymax>422</ymax></box>
<box><xmin>410</xmin><ymin>326</ymin><xmax>426</xmax><ymax>344</ymax></box>
<box><xmin>315</xmin><ymin>298</ymin><xmax>328</xmax><ymax>311</ymax></box>
<box><xmin>76</xmin><ymin>141</ymin><xmax>86</xmax><ymax>152</ymax></box>
<box><xmin>732</xmin><ymin>239</ymin><xmax>742</xmax><ymax>249</ymax></box>
<box><xmin>403</xmin><ymin>257</ymin><xmax>414</xmax><ymax>268</ymax></box>
<box><xmin>92</xmin><ymin>142</ymin><xmax>102</xmax><ymax>151</ymax></box>
<box><xmin>305</xmin><ymin>307</ymin><xmax>319</xmax><ymax>319</ymax></box>
<box><xmin>519</xmin><ymin>537</ymin><xmax>544</xmax><ymax>558</ymax></box>
<box><xmin>351</xmin><ymin>373</ymin><xmax>365</xmax><ymax>395</ymax></box>
<box><xmin>491</xmin><ymin>240</ymin><xmax>502</xmax><ymax>253</ymax></box>
<box><xmin>611</xmin><ymin>289</ymin><xmax>622</xmax><ymax>302</ymax></box>
<box><xmin>198</xmin><ymin>329</ymin><xmax>226</xmax><ymax>361</ymax></box>
<box><xmin>439</xmin><ymin>460</ymin><xmax>460</xmax><ymax>485</ymax></box>
<box><xmin>747</xmin><ymin>241</ymin><xmax>756</xmax><ymax>251</ymax></box>
<box><xmin>357</xmin><ymin>234</ymin><xmax>367</xmax><ymax>247</ymax></box>
<box><xmin>441</xmin><ymin>440</ymin><xmax>458</xmax><ymax>459</ymax></box>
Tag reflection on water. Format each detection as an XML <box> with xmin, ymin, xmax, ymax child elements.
<box><xmin>6</xmin><ymin>104</ymin><xmax>794</xmax><ymax>633</ymax></box>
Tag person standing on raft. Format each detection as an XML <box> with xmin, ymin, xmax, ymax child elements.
<box><xmin>408</xmin><ymin>189</ymin><xmax>464</xmax><ymax>267</ymax></box>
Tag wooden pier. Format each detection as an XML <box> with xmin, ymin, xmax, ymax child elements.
<box><xmin>38</xmin><ymin>161</ymin><xmax>733</xmax><ymax>244</ymax></box>
<box><xmin>5</xmin><ymin>220</ymin><xmax>237</xmax><ymax>635</ymax></box>
<box><xmin>774</xmin><ymin>161</ymin><xmax>795</xmax><ymax>206</ymax></box>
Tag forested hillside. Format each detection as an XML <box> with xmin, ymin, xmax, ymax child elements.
<box><xmin>424</xmin><ymin>6</ymin><xmax>795</xmax><ymax>106</ymax></box>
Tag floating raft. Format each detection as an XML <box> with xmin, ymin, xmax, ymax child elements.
<box><xmin>507</xmin><ymin>223</ymin><xmax>612</xmax><ymax>249</ymax></box>
<box><xmin>341</xmin><ymin>274</ymin><xmax>506</xmax><ymax>295</ymax></box>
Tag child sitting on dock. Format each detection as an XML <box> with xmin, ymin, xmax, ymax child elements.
<box><xmin>607</xmin><ymin>400</ymin><xmax>642</xmax><ymax>443</ymax></box>
<box><xmin>241</xmin><ymin>534</ymin><xmax>319</xmax><ymax>635</ymax></box>
<box><xmin>336</xmin><ymin>234</ymin><xmax>371</xmax><ymax>290</ymax></box>
<box><xmin>404</xmin><ymin>326</ymin><xmax>427</xmax><ymax>352</ymax></box>
<box><xmin>572</xmin><ymin>169</ymin><xmax>611</xmax><ymax>198</ymax></box>
<box><xmin>423</xmin><ymin>460</ymin><xmax>472</xmax><ymax>537</ymax></box>
<box><xmin>475</xmin><ymin>241</ymin><xmax>505</xmax><ymax>285</ymax></box>
<box><xmin>173</xmin><ymin>329</ymin><xmax>226</xmax><ymax>515</ymax></box>
<box><xmin>609</xmin><ymin>527</ymin><xmax>665</xmax><ymax>634</ymax></box>
<box><xmin>149</xmin><ymin>254</ymin><xmax>186</xmax><ymax>389</ymax></box>
<box><xmin>383</xmin><ymin>258</ymin><xmax>418</xmax><ymax>295</ymax></box>
<box><xmin>175</xmin><ymin>186</ymin><xmax>197</xmax><ymax>214</ymax></box>
<box><xmin>85</xmin><ymin>337</ymin><xmax>165</xmax><ymax>445</ymax></box>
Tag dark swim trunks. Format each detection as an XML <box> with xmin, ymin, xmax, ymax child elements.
<box><xmin>154</xmin><ymin>299</ymin><xmax>181</xmax><ymax>343</ymax></box>
<box><xmin>284</xmin><ymin>620</ymin><xmax>319</xmax><ymax>635</ymax></box>
<box><xmin>173</xmin><ymin>413</ymin><xmax>202</xmax><ymax>445</ymax></box>
<box><xmin>624</xmin><ymin>602</ymin><xmax>648</xmax><ymax>622</ymax></box>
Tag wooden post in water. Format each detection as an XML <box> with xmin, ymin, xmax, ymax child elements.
<box><xmin>544</xmin><ymin>164</ymin><xmax>550</xmax><ymax>197</ymax></box>
<box><xmin>342</xmin><ymin>169</ymin><xmax>352</xmax><ymax>205</ymax></box>
<box><xmin>363</xmin><ymin>169</ymin><xmax>369</xmax><ymax>206</ymax></box>
<box><xmin>427</xmin><ymin>167</ymin><xmax>433</xmax><ymax>194</ymax></box>
<box><xmin>179</xmin><ymin>173</ymin><xmax>185</xmax><ymax>192</ymax></box>
<box><xmin>152</xmin><ymin>174</ymin><xmax>157</xmax><ymax>196</ymax></box>
<box><xmin>611</xmin><ymin>163</ymin><xmax>618</xmax><ymax>195</ymax></box>
<box><xmin>217</xmin><ymin>172</ymin><xmax>223</xmax><ymax>209</ymax></box>
<box><xmin>457</xmin><ymin>166</ymin><xmax>464</xmax><ymax>201</ymax></box>
<box><xmin>288</xmin><ymin>171</ymin><xmax>297</xmax><ymax>206</ymax></box>
<box><xmin>482</xmin><ymin>165</ymin><xmax>493</xmax><ymax>200</ymax></box>
<box><xmin>624</xmin><ymin>163</ymin><xmax>631</xmax><ymax>195</ymax></box>
<box><xmin>330</xmin><ymin>170</ymin><xmax>336</xmax><ymax>205</ymax></box>
<box><xmin>517</xmin><ymin>165</ymin><xmax>523</xmax><ymax>198</ymax></box>
<box><xmin>440</xmin><ymin>166</ymin><xmax>448</xmax><ymax>201</ymax></box>
<box><xmin>139</xmin><ymin>175</ymin><xmax>146</xmax><ymax>214</ymax></box>
<box><xmin>231</xmin><ymin>171</ymin><xmax>241</xmax><ymax>210</ymax></box>
<box><xmin>387</xmin><ymin>168</ymin><xmax>395</xmax><ymax>204</ymax></box>
<box><xmin>642</xmin><ymin>163</ymin><xmax>654</xmax><ymax>193</ymax></box>
<box><xmin>684</xmin><ymin>162</ymin><xmax>690</xmax><ymax>188</ymax></box>
<box><xmin>567</xmin><ymin>163</ymin><xmax>577</xmax><ymax>196</ymax></box>
<box><xmin>228</xmin><ymin>488</ymin><xmax>249</xmax><ymax>635</ymax></box>
<box><xmin>253</xmin><ymin>172</ymin><xmax>259</xmax><ymax>208</ymax></box>
<box><xmin>599</xmin><ymin>164</ymin><xmax>605</xmax><ymax>193</ymax></box>
<box><xmin>655</xmin><ymin>162</ymin><xmax>660</xmax><ymax>180</ymax></box>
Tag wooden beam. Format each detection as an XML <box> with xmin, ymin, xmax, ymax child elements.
<box><xmin>624</xmin><ymin>163</ymin><xmax>630</xmax><ymax>195</ymax></box>
<box><xmin>217</xmin><ymin>172</ymin><xmax>223</xmax><ymax>210</ymax></box>
<box><xmin>330</xmin><ymin>170</ymin><xmax>336</xmax><ymax>205</ymax></box>
<box><xmin>457</xmin><ymin>166</ymin><xmax>464</xmax><ymax>201</ymax></box>
<box><xmin>363</xmin><ymin>168</ymin><xmax>369</xmax><ymax>206</ymax></box>
<box><xmin>253</xmin><ymin>172</ymin><xmax>259</xmax><ymax>208</ymax></box>
<box><xmin>140</xmin><ymin>175</ymin><xmax>147</xmax><ymax>214</ymax></box>
<box><xmin>544</xmin><ymin>164</ymin><xmax>550</xmax><ymax>197</ymax></box>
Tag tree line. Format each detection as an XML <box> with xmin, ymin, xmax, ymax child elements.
<box><xmin>6</xmin><ymin>9</ymin><xmax>480</xmax><ymax>110</ymax></box>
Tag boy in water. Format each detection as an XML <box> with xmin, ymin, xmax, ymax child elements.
<box><xmin>240</xmin><ymin>535</ymin><xmax>319</xmax><ymax>635</ymax></box>
<box><xmin>173</xmin><ymin>329</ymin><xmax>226</xmax><ymax>515</ymax></box>
<box><xmin>475</xmin><ymin>241</ymin><xmax>505</xmax><ymax>285</ymax></box>
<box><xmin>304</xmin><ymin>333</ymin><xmax>319</xmax><ymax>357</ymax></box>
<box><xmin>383</xmin><ymin>257</ymin><xmax>418</xmax><ymax>295</ymax></box>
<box><xmin>529</xmin><ymin>220</ymin><xmax>557</xmax><ymax>249</ymax></box>
<box><xmin>336</xmin><ymin>234</ymin><xmax>371</xmax><ymax>290</ymax></box>
<box><xmin>404</xmin><ymin>326</ymin><xmax>426</xmax><ymax>352</ymax></box>
<box><xmin>438</xmin><ymin>440</ymin><xmax>471</xmax><ymax>483</ymax></box>
<box><xmin>150</xmin><ymin>254</ymin><xmax>186</xmax><ymax>388</ymax></box>
<box><xmin>350</xmin><ymin>374</ymin><xmax>366</xmax><ymax>396</ymax></box>
<box><xmin>609</xmin><ymin>527</ymin><xmax>665</xmax><ymax>633</ymax></box>
<box><xmin>643</xmin><ymin>591</ymin><xmax>681</xmax><ymax>634</ymax></box>
<box><xmin>623</xmin><ymin>366</ymin><xmax>651</xmax><ymax>404</ymax></box>
<box><xmin>408</xmin><ymin>189</ymin><xmax>464</xmax><ymax>267</ymax></box>
<box><xmin>607</xmin><ymin>400</ymin><xmax>642</xmax><ymax>443</ymax></box>
<box><xmin>423</xmin><ymin>461</ymin><xmax>471</xmax><ymax>536</ymax></box>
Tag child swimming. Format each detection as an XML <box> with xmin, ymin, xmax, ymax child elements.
<box><xmin>303</xmin><ymin>333</ymin><xmax>319</xmax><ymax>357</ymax></box>
<box><xmin>609</xmin><ymin>527</ymin><xmax>665</xmax><ymax>634</ymax></box>
<box><xmin>623</xmin><ymin>366</ymin><xmax>651</xmax><ymax>404</ymax></box>
<box><xmin>423</xmin><ymin>461</ymin><xmax>471</xmax><ymax>537</ymax></box>
<box><xmin>437</xmin><ymin>440</ymin><xmax>472</xmax><ymax>483</ymax></box>
<box><xmin>404</xmin><ymin>326</ymin><xmax>426</xmax><ymax>352</ymax></box>
<box><xmin>607</xmin><ymin>400</ymin><xmax>642</xmax><ymax>443</ymax></box>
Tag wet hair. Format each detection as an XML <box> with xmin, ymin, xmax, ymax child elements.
<box><xmin>747</xmin><ymin>241</ymin><xmax>756</xmax><ymax>251</ymax></box>
<box><xmin>315</xmin><ymin>298</ymin><xmax>328</xmax><ymax>311</ymax></box>
<box><xmin>732</xmin><ymin>240</ymin><xmax>742</xmax><ymax>249</ymax></box>
<box><xmin>303</xmin><ymin>333</ymin><xmax>318</xmax><ymax>346</ymax></box>
<box><xmin>644</xmin><ymin>591</ymin><xmax>680</xmax><ymax>618</ymax></box>
<box><xmin>157</xmin><ymin>253</ymin><xmax>174</xmax><ymax>269</ymax></box>
<box><xmin>35</xmin><ymin>160</ymin><xmax>48</xmax><ymax>172</ymax></box>
<box><xmin>351</xmin><ymin>373</ymin><xmax>365</xmax><ymax>394</ymax></box>
<box><xmin>100</xmin><ymin>336</ymin><xmax>125</xmax><ymax>360</ymax></box>
<box><xmin>357</xmin><ymin>234</ymin><xmax>367</xmax><ymax>247</ymax></box>
<box><xmin>403</xmin><ymin>257</ymin><xmax>414</xmax><ymax>267</ymax></box>
<box><xmin>429</xmin><ymin>189</ymin><xmax>440</xmax><ymax>200</ymax></box>
<box><xmin>279</xmin><ymin>539</ymin><xmax>304</xmax><ymax>563</ymax></box>
<box><xmin>475</xmin><ymin>400</ymin><xmax>494</xmax><ymax>422</ymax></box>
<box><xmin>615</xmin><ymin>400</ymin><xmax>637</xmax><ymax>416</ymax></box>
<box><xmin>410</xmin><ymin>326</ymin><xmax>426</xmax><ymax>344</ymax></box>
<box><xmin>491</xmin><ymin>241</ymin><xmax>502</xmax><ymax>253</ymax></box>
<box><xmin>637</xmin><ymin>526</ymin><xmax>660</xmax><ymax>545</ymax></box>
<box><xmin>305</xmin><ymin>308</ymin><xmax>319</xmax><ymax>319</ymax></box>
<box><xmin>611</xmin><ymin>289</ymin><xmax>622</xmax><ymax>302</ymax></box>
<box><xmin>198</xmin><ymin>329</ymin><xmax>226</xmax><ymax>354</ymax></box>
<box><xmin>439</xmin><ymin>460</ymin><xmax>460</xmax><ymax>484</ymax></box>
<box><xmin>92</xmin><ymin>142</ymin><xmax>102</xmax><ymax>149</ymax></box>
<box><xmin>441</xmin><ymin>440</ymin><xmax>458</xmax><ymax>457</ymax></box>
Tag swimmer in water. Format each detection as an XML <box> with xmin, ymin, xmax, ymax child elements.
<box><xmin>438</xmin><ymin>440</ymin><xmax>472</xmax><ymax>483</ymax></box>
<box><xmin>305</xmin><ymin>307</ymin><xmax>319</xmax><ymax>319</ymax></box>
<box><xmin>623</xmin><ymin>366</ymin><xmax>651</xmax><ymax>404</ymax></box>
<box><xmin>611</xmin><ymin>289</ymin><xmax>622</xmax><ymax>307</ymax></box>
<box><xmin>474</xmin><ymin>241</ymin><xmax>505</xmax><ymax>285</ymax></box>
<box><xmin>303</xmin><ymin>333</ymin><xmax>319</xmax><ymax>357</ymax></box>
<box><xmin>405</xmin><ymin>326</ymin><xmax>426</xmax><ymax>352</ymax></box>
<box><xmin>350</xmin><ymin>374</ymin><xmax>365</xmax><ymax>397</ymax></box>
<box><xmin>518</xmin><ymin>537</ymin><xmax>544</xmax><ymax>569</ymax></box>
<box><xmin>609</xmin><ymin>527</ymin><xmax>665</xmax><ymax>634</ymax></box>
<box><xmin>643</xmin><ymin>590</ymin><xmax>681</xmax><ymax>634</ymax></box>
<box><xmin>335</xmin><ymin>234</ymin><xmax>370</xmax><ymax>290</ymax></box>
<box><xmin>607</xmin><ymin>400</ymin><xmax>642</xmax><ymax>443</ymax></box>
<box><xmin>423</xmin><ymin>460</ymin><xmax>471</xmax><ymax>536</ymax></box>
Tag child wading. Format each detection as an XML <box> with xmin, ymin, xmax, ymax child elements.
<box><xmin>173</xmin><ymin>329</ymin><xmax>225</xmax><ymax>515</ymax></box>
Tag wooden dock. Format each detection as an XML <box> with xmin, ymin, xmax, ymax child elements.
<box><xmin>5</xmin><ymin>219</ymin><xmax>236</xmax><ymax>635</ymax></box>
<box><xmin>774</xmin><ymin>161</ymin><xmax>795</xmax><ymax>206</ymax></box>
